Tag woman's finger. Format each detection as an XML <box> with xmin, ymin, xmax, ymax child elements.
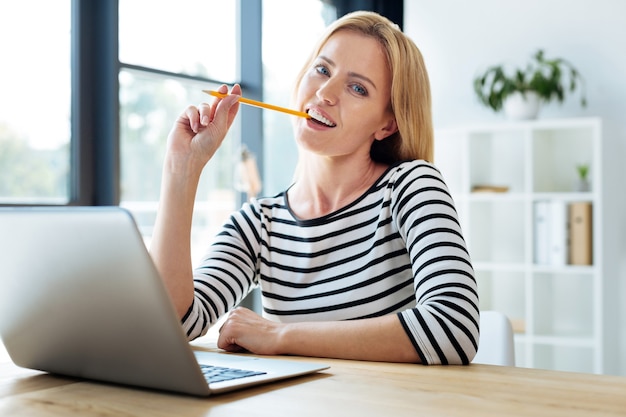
<box><xmin>180</xmin><ymin>105</ymin><xmax>201</xmax><ymax>133</ymax></box>
<box><xmin>226</xmin><ymin>84</ymin><xmax>242</xmax><ymax>128</ymax></box>
<box><xmin>212</xmin><ymin>93</ymin><xmax>240</xmax><ymax>128</ymax></box>
<box><xmin>206</xmin><ymin>84</ymin><xmax>230</xmax><ymax>124</ymax></box>
<box><xmin>198</xmin><ymin>102</ymin><xmax>212</xmax><ymax>127</ymax></box>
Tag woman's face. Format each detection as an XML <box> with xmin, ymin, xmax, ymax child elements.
<box><xmin>293</xmin><ymin>30</ymin><xmax>397</xmax><ymax>161</ymax></box>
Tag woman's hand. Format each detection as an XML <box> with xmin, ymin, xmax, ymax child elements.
<box><xmin>216</xmin><ymin>307</ymin><xmax>421</xmax><ymax>362</ymax></box>
<box><xmin>166</xmin><ymin>84</ymin><xmax>241</xmax><ymax>174</ymax></box>
<box><xmin>217</xmin><ymin>307</ymin><xmax>287</xmax><ymax>355</ymax></box>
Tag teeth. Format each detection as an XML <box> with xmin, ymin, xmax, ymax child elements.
<box><xmin>308</xmin><ymin>109</ymin><xmax>336</xmax><ymax>127</ymax></box>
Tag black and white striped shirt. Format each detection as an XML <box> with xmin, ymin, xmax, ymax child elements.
<box><xmin>184</xmin><ymin>160</ymin><xmax>479</xmax><ymax>364</ymax></box>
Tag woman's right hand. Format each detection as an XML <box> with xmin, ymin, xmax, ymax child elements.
<box><xmin>165</xmin><ymin>83</ymin><xmax>241</xmax><ymax>175</ymax></box>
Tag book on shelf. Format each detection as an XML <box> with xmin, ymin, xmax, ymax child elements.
<box><xmin>471</xmin><ymin>184</ymin><xmax>510</xmax><ymax>193</ymax></box>
<box><xmin>533</xmin><ymin>201</ymin><xmax>551</xmax><ymax>265</ymax></box>
<box><xmin>533</xmin><ymin>200</ymin><xmax>593</xmax><ymax>266</ymax></box>
<box><xmin>510</xmin><ymin>318</ymin><xmax>526</xmax><ymax>334</ymax></box>
<box><xmin>534</xmin><ymin>200</ymin><xmax>567</xmax><ymax>266</ymax></box>
<box><xmin>569</xmin><ymin>202</ymin><xmax>593</xmax><ymax>265</ymax></box>
<box><xmin>549</xmin><ymin>200</ymin><xmax>568</xmax><ymax>266</ymax></box>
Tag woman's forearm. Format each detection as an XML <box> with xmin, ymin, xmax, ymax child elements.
<box><xmin>280</xmin><ymin>315</ymin><xmax>420</xmax><ymax>363</ymax></box>
<box><xmin>218</xmin><ymin>308</ymin><xmax>421</xmax><ymax>363</ymax></box>
<box><xmin>150</xmin><ymin>165</ymin><xmax>202</xmax><ymax>318</ymax></box>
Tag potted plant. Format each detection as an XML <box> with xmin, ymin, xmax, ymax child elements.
<box><xmin>474</xmin><ymin>49</ymin><xmax>587</xmax><ymax>119</ymax></box>
<box><xmin>575</xmin><ymin>163</ymin><xmax>591</xmax><ymax>192</ymax></box>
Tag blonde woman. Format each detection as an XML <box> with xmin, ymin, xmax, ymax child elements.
<box><xmin>151</xmin><ymin>11</ymin><xmax>478</xmax><ymax>365</ymax></box>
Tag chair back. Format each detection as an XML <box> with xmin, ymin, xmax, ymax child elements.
<box><xmin>473</xmin><ymin>310</ymin><xmax>516</xmax><ymax>366</ymax></box>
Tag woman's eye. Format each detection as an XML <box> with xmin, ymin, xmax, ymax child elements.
<box><xmin>315</xmin><ymin>65</ymin><xmax>330</xmax><ymax>76</ymax></box>
<box><xmin>351</xmin><ymin>84</ymin><xmax>367</xmax><ymax>96</ymax></box>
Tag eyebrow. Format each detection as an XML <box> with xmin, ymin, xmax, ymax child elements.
<box><xmin>317</xmin><ymin>55</ymin><xmax>378</xmax><ymax>91</ymax></box>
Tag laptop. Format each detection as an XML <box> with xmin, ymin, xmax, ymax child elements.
<box><xmin>0</xmin><ymin>206</ymin><xmax>328</xmax><ymax>397</ymax></box>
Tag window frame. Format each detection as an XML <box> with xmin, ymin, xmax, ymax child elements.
<box><xmin>0</xmin><ymin>0</ymin><xmax>262</xmax><ymax>208</ymax></box>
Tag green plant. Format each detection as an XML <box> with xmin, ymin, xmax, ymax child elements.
<box><xmin>474</xmin><ymin>49</ymin><xmax>587</xmax><ymax>112</ymax></box>
<box><xmin>576</xmin><ymin>164</ymin><xmax>589</xmax><ymax>180</ymax></box>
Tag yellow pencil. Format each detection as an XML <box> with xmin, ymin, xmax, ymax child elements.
<box><xmin>203</xmin><ymin>90</ymin><xmax>310</xmax><ymax>119</ymax></box>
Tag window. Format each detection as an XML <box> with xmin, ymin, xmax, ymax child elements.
<box><xmin>0</xmin><ymin>1</ymin><xmax>72</xmax><ymax>204</ymax></box>
<box><xmin>0</xmin><ymin>0</ymin><xmax>333</xmax><ymax>259</ymax></box>
<box><xmin>118</xmin><ymin>0</ymin><xmax>239</xmax><ymax>258</ymax></box>
<box><xmin>118</xmin><ymin>0</ymin><xmax>237</xmax><ymax>83</ymax></box>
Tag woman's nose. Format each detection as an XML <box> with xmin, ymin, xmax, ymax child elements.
<box><xmin>316</xmin><ymin>79</ymin><xmax>339</xmax><ymax>105</ymax></box>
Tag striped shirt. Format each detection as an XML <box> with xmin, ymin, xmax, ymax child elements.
<box><xmin>184</xmin><ymin>160</ymin><xmax>479</xmax><ymax>365</ymax></box>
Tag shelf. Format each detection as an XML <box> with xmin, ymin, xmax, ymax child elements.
<box><xmin>532</xmin><ymin>125</ymin><xmax>598</xmax><ymax>193</ymax></box>
<box><xmin>532</xmin><ymin>335</ymin><xmax>597</xmax><ymax>347</ymax></box>
<box><xmin>533</xmin><ymin>272</ymin><xmax>595</xmax><ymax>338</ymax></box>
<box><xmin>436</xmin><ymin>117</ymin><xmax>603</xmax><ymax>373</ymax></box>
<box><xmin>467</xmin><ymin>200</ymin><xmax>525</xmax><ymax>263</ymax></box>
<box><xmin>468</xmin><ymin>131</ymin><xmax>526</xmax><ymax>193</ymax></box>
<box><xmin>476</xmin><ymin>270</ymin><xmax>525</xmax><ymax>325</ymax></box>
<box><xmin>531</xmin><ymin>192</ymin><xmax>595</xmax><ymax>201</ymax></box>
<box><xmin>530</xmin><ymin>264</ymin><xmax>596</xmax><ymax>274</ymax></box>
<box><xmin>466</xmin><ymin>192</ymin><xmax>528</xmax><ymax>202</ymax></box>
<box><xmin>533</xmin><ymin>344</ymin><xmax>596</xmax><ymax>374</ymax></box>
<box><xmin>472</xmin><ymin>262</ymin><xmax>527</xmax><ymax>272</ymax></box>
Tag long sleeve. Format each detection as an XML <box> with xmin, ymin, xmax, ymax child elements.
<box><xmin>181</xmin><ymin>209</ymin><xmax>261</xmax><ymax>339</ymax></box>
<box><xmin>394</xmin><ymin>162</ymin><xmax>479</xmax><ymax>364</ymax></box>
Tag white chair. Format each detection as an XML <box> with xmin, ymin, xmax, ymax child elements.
<box><xmin>472</xmin><ymin>310</ymin><xmax>516</xmax><ymax>366</ymax></box>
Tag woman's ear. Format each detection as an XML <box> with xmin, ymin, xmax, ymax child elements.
<box><xmin>374</xmin><ymin>117</ymin><xmax>398</xmax><ymax>141</ymax></box>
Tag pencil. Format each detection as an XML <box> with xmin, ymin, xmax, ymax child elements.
<box><xmin>203</xmin><ymin>90</ymin><xmax>310</xmax><ymax>119</ymax></box>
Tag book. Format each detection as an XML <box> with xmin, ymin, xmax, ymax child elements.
<box><xmin>568</xmin><ymin>202</ymin><xmax>593</xmax><ymax>265</ymax></box>
<box><xmin>533</xmin><ymin>201</ymin><xmax>550</xmax><ymax>265</ymax></box>
<box><xmin>548</xmin><ymin>200</ymin><xmax>568</xmax><ymax>266</ymax></box>
<box><xmin>471</xmin><ymin>184</ymin><xmax>510</xmax><ymax>193</ymax></box>
<box><xmin>533</xmin><ymin>200</ymin><xmax>568</xmax><ymax>266</ymax></box>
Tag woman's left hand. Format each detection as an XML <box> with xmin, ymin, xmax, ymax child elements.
<box><xmin>216</xmin><ymin>307</ymin><xmax>421</xmax><ymax>363</ymax></box>
<box><xmin>217</xmin><ymin>307</ymin><xmax>286</xmax><ymax>355</ymax></box>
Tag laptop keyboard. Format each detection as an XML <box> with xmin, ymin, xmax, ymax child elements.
<box><xmin>200</xmin><ymin>364</ymin><xmax>267</xmax><ymax>384</ymax></box>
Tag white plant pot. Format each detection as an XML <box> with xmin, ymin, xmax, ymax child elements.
<box><xmin>503</xmin><ymin>91</ymin><xmax>541</xmax><ymax>120</ymax></box>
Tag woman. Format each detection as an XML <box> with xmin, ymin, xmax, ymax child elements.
<box><xmin>150</xmin><ymin>11</ymin><xmax>479</xmax><ymax>365</ymax></box>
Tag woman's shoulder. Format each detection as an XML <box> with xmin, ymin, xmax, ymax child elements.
<box><xmin>381</xmin><ymin>159</ymin><xmax>443</xmax><ymax>183</ymax></box>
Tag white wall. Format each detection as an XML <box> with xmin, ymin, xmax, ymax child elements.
<box><xmin>404</xmin><ymin>0</ymin><xmax>626</xmax><ymax>376</ymax></box>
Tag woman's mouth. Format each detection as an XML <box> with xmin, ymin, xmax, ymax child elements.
<box><xmin>307</xmin><ymin>109</ymin><xmax>336</xmax><ymax>127</ymax></box>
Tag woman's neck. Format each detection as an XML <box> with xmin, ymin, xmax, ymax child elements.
<box><xmin>287</xmin><ymin>156</ymin><xmax>388</xmax><ymax>220</ymax></box>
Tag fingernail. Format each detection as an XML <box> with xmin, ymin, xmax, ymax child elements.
<box><xmin>201</xmin><ymin>115</ymin><xmax>209</xmax><ymax>126</ymax></box>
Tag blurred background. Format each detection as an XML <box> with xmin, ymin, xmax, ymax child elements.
<box><xmin>0</xmin><ymin>0</ymin><xmax>624</xmax><ymax>377</ymax></box>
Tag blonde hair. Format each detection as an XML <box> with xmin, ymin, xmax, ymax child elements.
<box><xmin>293</xmin><ymin>11</ymin><xmax>434</xmax><ymax>163</ymax></box>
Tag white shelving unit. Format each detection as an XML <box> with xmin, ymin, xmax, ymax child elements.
<box><xmin>435</xmin><ymin>117</ymin><xmax>603</xmax><ymax>374</ymax></box>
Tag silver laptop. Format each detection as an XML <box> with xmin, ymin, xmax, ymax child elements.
<box><xmin>0</xmin><ymin>206</ymin><xmax>328</xmax><ymax>396</ymax></box>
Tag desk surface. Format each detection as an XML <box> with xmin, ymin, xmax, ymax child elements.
<box><xmin>1</xmin><ymin>339</ymin><xmax>625</xmax><ymax>417</ymax></box>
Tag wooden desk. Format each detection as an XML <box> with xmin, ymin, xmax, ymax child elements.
<box><xmin>1</xmin><ymin>340</ymin><xmax>625</xmax><ymax>417</ymax></box>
